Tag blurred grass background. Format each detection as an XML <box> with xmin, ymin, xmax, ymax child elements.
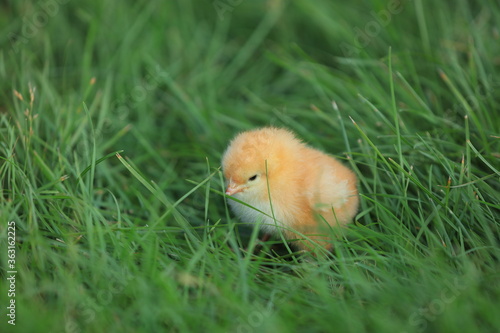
<box><xmin>1</xmin><ymin>0</ymin><xmax>499</xmax><ymax>332</ymax></box>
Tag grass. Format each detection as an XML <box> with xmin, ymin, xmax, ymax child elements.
<box><xmin>1</xmin><ymin>0</ymin><xmax>499</xmax><ymax>332</ymax></box>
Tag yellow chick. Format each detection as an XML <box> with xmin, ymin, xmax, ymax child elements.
<box><xmin>222</xmin><ymin>127</ymin><xmax>359</xmax><ymax>252</ymax></box>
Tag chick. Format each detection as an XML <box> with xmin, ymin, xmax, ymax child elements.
<box><xmin>222</xmin><ymin>127</ymin><xmax>359</xmax><ymax>252</ymax></box>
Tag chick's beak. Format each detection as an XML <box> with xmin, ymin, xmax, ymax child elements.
<box><xmin>225</xmin><ymin>182</ymin><xmax>244</xmax><ymax>196</ymax></box>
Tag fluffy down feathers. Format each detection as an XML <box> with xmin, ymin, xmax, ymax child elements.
<box><xmin>222</xmin><ymin>127</ymin><xmax>359</xmax><ymax>252</ymax></box>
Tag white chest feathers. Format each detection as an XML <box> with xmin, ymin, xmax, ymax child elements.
<box><xmin>228</xmin><ymin>196</ymin><xmax>290</xmax><ymax>234</ymax></box>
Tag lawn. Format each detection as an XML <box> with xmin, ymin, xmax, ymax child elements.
<box><xmin>1</xmin><ymin>0</ymin><xmax>499</xmax><ymax>332</ymax></box>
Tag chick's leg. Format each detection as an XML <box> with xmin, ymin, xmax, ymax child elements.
<box><xmin>286</xmin><ymin>228</ymin><xmax>333</xmax><ymax>254</ymax></box>
<box><xmin>251</xmin><ymin>233</ymin><xmax>271</xmax><ymax>253</ymax></box>
<box><xmin>260</xmin><ymin>233</ymin><xmax>271</xmax><ymax>243</ymax></box>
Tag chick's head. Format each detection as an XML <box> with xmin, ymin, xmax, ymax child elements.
<box><xmin>221</xmin><ymin>127</ymin><xmax>301</xmax><ymax>198</ymax></box>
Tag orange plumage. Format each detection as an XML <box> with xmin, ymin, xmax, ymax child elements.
<box><xmin>222</xmin><ymin>127</ymin><xmax>359</xmax><ymax>252</ymax></box>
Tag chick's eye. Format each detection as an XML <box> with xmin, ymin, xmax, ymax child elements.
<box><xmin>248</xmin><ymin>175</ymin><xmax>258</xmax><ymax>181</ymax></box>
